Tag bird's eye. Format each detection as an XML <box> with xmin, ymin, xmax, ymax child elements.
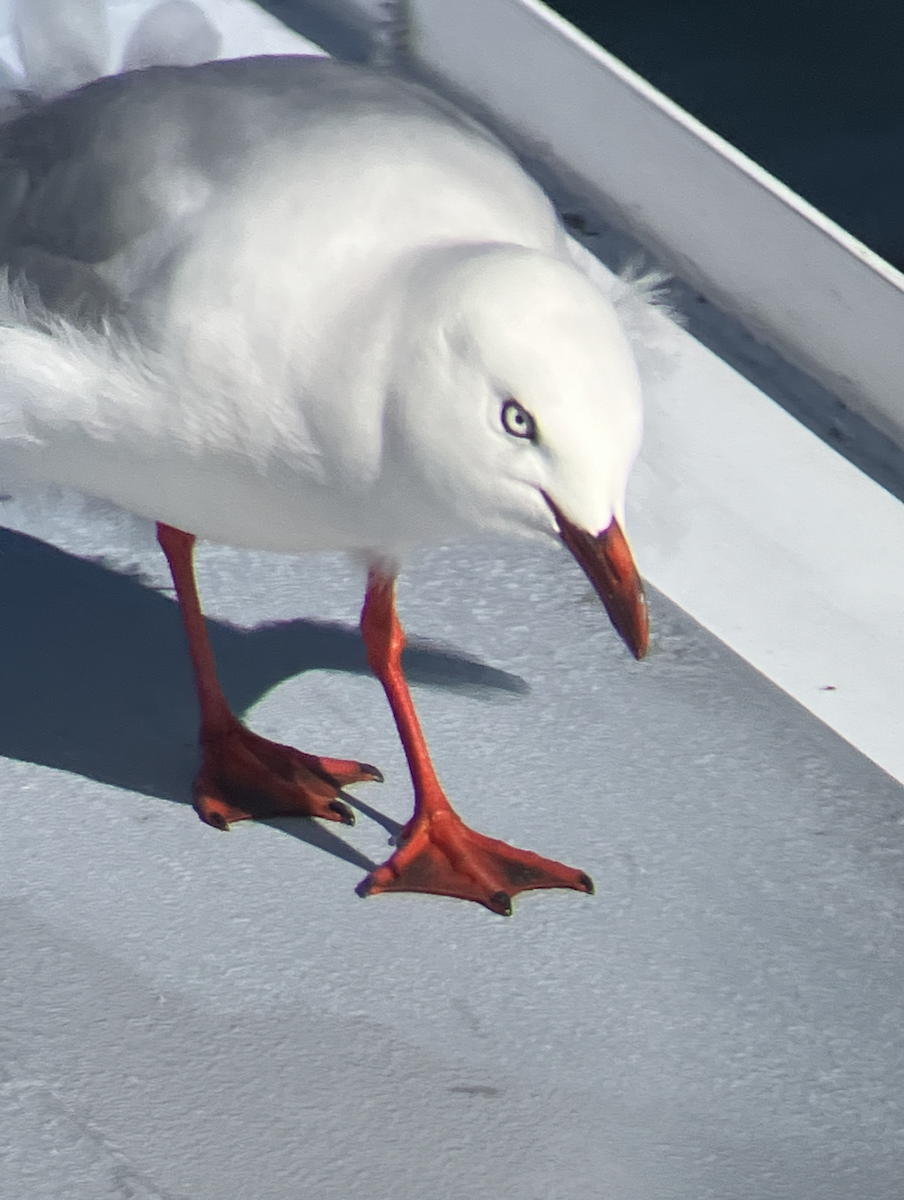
<box><xmin>501</xmin><ymin>399</ymin><xmax>537</xmax><ymax>442</ymax></box>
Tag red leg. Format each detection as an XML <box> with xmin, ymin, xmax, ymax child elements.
<box><xmin>157</xmin><ymin>523</ymin><xmax>381</xmax><ymax>829</ymax></box>
<box><xmin>357</xmin><ymin>568</ymin><xmax>594</xmax><ymax>915</ymax></box>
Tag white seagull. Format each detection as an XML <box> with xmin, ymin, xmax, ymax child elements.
<box><xmin>0</xmin><ymin>53</ymin><xmax>649</xmax><ymax>914</ymax></box>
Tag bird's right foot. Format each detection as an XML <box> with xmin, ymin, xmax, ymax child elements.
<box><xmin>192</xmin><ymin>720</ymin><xmax>382</xmax><ymax>829</ymax></box>
<box><xmin>358</xmin><ymin>803</ymin><xmax>593</xmax><ymax>915</ymax></box>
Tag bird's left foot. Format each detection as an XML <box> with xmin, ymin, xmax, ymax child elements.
<box><xmin>358</xmin><ymin>806</ymin><xmax>593</xmax><ymax>915</ymax></box>
<box><xmin>193</xmin><ymin>720</ymin><xmax>382</xmax><ymax>829</ymax></box>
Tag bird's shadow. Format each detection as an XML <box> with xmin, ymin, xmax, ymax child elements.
<box><xmin>0</xmin><ymin>526</ymin><xmax>526</xmax><ymax>869</ymax></box>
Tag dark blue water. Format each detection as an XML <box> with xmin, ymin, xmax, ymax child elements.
<box><xmin>551</xmin><ymin>0</ymin><xmax>904</xmax><ymax>268</ymax></box>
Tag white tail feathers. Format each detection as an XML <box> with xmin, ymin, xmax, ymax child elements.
<box><xmin>2</xmin><ymin>0</ymin><xmax>222</xmax><ymax>104</ymax></box>
<box><xmin>13</xmin><ymin>0</ymin><xmax>110</xmax><ymax>97</ymax></box>
<box><xmin>120</xmin><ymin>1</ymin><xmax>222</xmax><ymax>72</ymax></box>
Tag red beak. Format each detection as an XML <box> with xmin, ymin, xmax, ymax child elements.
<box><xmin>544</xmin><ymin>494</ymin><xmax>649</xmax><ymax>660</ymax></box>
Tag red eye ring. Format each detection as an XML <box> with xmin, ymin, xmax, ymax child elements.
<box><xmin>501</xmin><ymin>398</ymin><xmax>537</xmax><ymax>442</ymax></box>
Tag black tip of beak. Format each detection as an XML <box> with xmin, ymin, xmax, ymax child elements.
<box><xmin>543</xmin><ymin>494</ymin><xmax>649</xmax><ymax>660</ymax></box>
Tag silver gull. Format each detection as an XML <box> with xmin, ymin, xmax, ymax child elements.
<box><xmin>0</xmin><ymin>53</ymin><xmax>649</xmax><ymax>914</ymax></box>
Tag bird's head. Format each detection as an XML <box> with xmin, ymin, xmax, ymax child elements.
<box><xmin>390</xmin><ymin>244</ymin><xmax>649</xmax><ymax>659</ymax></box>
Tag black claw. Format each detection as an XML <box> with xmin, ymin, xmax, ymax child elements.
<box><xmin>355</xmin><ymin>874</ymin><xmax>375</xmax><ymax>898</ymax></box>
<box><xmin>489</xmin><ymin>891</ymin><xmax>513</xmax><ymax>916</ymax></box>
<box><xmin>359</xmin><ymin>762</ymin><xmax>384</xmax><ymax>783</ymax></box>
<box><xmin>577</xmin><ymin>872</ymin><xmax>595</xmax><ymax>894</ymax></box>
<box><xmin>329</xmin><ymin>799</ymin><xmax>356</xmax><ymax>825</ymax></box>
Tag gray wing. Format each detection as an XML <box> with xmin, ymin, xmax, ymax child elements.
<box><xmin>0</xmin><ymin>70</ymin><xmax>196</xmax><ymax>323</ymax></box>
<box><xmin>0</xmin><ymin>55</ymin><xmax>497</xmax><ymax>328</ymax></box>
